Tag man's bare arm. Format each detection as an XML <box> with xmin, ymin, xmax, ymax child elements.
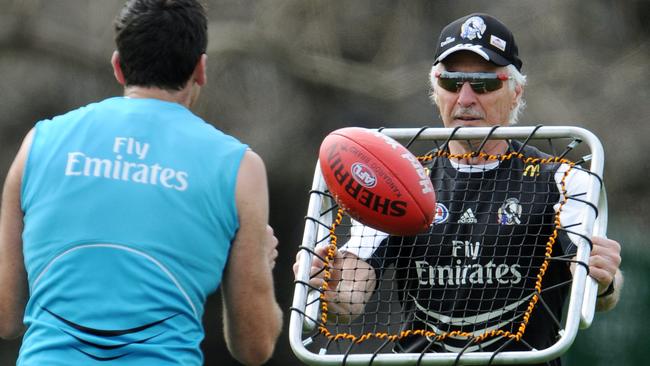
<box><xmin>221</xmin><ymin>151</ymin><xmax>282</xmax><ymax>365</ymax></box>
<box><xmin>0</xmin><ymin>129</ymin><xmax>33</xmax><ymax>339</ymax></box>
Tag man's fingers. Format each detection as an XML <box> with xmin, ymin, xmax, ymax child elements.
<box><xmin>589</xmin><ymin>236</ymin><xmax>622</xmax><ymax>292</ymax></box>
<box><xmin>590</xmin><ymin>237</ymin><xmax>621</xmax><ymax>271</ymax></box>
<box><xmin>271</xmin><ymin>248</ymin><xmax>278</xmax><ymax>262</ymax></box>
<box><xmin>293</xmin><ymin>245</ymin><xmax>340</xmax><ymax>283</ymax></box>
<box><xmin>588</xmin><ymin>265</ymin><xmax>611</xmax><ymax>284</ymax></box>
<box><xmin>264</xmin><ymin>225</ymin><xmax>279</xmax><ymax>270</ymax></box>
<box><xmin>314</xmin><ymin>245</ymin><xmax>332</xmax><ymax>258</ymax></box>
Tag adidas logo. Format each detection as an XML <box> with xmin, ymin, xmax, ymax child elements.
<box><xmin>458</xmin><ymin>208</ymin><xmax>477</xmax><ymax>224</ymax></box>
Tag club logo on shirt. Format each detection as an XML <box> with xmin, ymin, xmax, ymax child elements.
<box><xmin>432</xmin><ymin>203</ymin><xmax>449</xmax><ymax>224</ymax></box>
<box><xmin>498</xmin><ymin>198</ymin><xmax>522</xmax><ymax>225</ymax></box>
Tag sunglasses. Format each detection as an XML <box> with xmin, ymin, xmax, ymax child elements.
<box><xmin>434</xmin><ymin>71</ymin><xmax>511</xmax><ymax>94</ymax></box>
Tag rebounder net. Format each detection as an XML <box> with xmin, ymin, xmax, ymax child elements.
<box><xmin>290</xmin><ymin>126</ymin><xmax>606</xmax><ymax>366</ymax></box>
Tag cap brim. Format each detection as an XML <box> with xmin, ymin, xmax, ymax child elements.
<box><xmin>435</xmin><ymin>44</ymin><xmax>511</xmax><ymax>67</ymax></box>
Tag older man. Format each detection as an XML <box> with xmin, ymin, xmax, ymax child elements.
<box><xmin>295</xmin><ymin>13</ymin><xmax>622</xmax><ymax>365</ymax></box>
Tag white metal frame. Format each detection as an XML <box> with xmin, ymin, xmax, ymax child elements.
<box><xmin>290</xmin><ymin>126</ymin><xmax>606</xmax><ymax>365</ymax></box>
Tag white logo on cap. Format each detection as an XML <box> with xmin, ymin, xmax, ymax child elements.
<box><xmin>490</xmin><ymin>35</ymin><xmax>507</xmax><ymax>51</ymax></box>
<box><xmin>440</xmin><ymin>36</ymin><xmax>455</xmax><ymax>47</ymax></box>
<box><xmin>460</xmin><ymin>16</ymin><xmax>486</xmax><ymax>40</ymax></box>
<box><xmin>437</xmin><ymin>44</ymin><xmax>490</xmax><ymax>62</ymax></box>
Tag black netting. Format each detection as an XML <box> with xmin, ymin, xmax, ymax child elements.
<box><xmin>294</xmin><ymin>131</ymin><xmax>602</xmax><ymax>364</ymax></box>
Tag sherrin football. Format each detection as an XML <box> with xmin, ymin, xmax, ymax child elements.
<box><xmin>319</xmin><ymin>127</ymin><xmax>436</xmax><ymax>235</ymax></box>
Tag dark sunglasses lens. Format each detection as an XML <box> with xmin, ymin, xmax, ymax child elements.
<box><xmin>468</xmin><ymin>80</ymin><xmax>503</xmax><ymax>93</ymax></box>
<box><xmin>437</xmin><ymin>76</ymin><xmax>504</xmax><ymax>94</ymax></box>
<box><xmin>479</xmin><ymin>79</ymin><xmax>503</xmax><ymax>92</ymax></box>
<box><xmin>437</xmin><ymin>78</ymin><xmax>461</xmax><ymax>92</ymax></box>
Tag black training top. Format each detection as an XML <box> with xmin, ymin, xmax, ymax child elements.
<box><xmin>342</xmin><ymin>141</ymin><xmax>596</xmax><ymax>365</ymax></box>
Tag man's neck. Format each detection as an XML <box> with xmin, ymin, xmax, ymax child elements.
<box><xmin>123</xmin><ymin>86</ymin><xmax>193</xmax><ymax>108</ymax></box>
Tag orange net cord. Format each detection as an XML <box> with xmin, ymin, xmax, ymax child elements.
<box><xmin>317</xmin><ymin>151</ymin><xmax>576</xmax><ymax>345</ymax></box>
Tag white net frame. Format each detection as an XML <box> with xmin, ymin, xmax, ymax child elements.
<box><xmin>290</xmin><ymin>126</ymin><xmax>606</xmax><ymax>365</ymax></box>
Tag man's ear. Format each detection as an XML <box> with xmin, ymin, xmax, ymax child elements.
<box><xmin>513</xmin><ymin>84</ymin><xmax>524</xmax><ymax>107</ymax></box>
<box><xmin>111</xmin><ymin>51</ymin><xmax>126</xmax><ymax>85</ymax></box>
<box><xmin>192</xmin><ymin>54</ymin><xmax>207</xmax><ymax>86</ymax></box>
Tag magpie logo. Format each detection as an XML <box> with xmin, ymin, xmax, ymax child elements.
<box><xmin>458</xmin><ymin>208</ymin><xmax>477</xmax><ymax>224</ymax></box>
<box><xmin>498</xmin><ymin>198</ymin><xmax>522</xmax><ymax>225</ymax></box>
<box><xmin>460</xmin><ymin>16</ymin><xmax>487</xmax><ymax>40</ymax></box>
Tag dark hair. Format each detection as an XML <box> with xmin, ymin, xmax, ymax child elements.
<box><xmin>114</xmin><ymin>0</ymin><xmax>207</xmax><ymax>90</ymax></box>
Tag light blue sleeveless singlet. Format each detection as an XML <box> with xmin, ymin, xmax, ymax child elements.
<box><xmin>18</xmin><ymin>97</ymin><xmax>247</xmax><ymax>365</ymax></box>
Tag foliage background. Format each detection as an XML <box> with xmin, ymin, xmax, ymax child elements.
<box><xmin>0</xmin><ymin>1</ymin><xmax>648</xmax><ymax>364</ymax></box>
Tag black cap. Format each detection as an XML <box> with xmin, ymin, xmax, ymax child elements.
<box><xmin>433</xmin><ymin>13</ymin><xmax>522</xmax><ymax>71</ymax></box>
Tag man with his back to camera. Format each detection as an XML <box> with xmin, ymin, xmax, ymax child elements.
<box><xmin>0</xmin><ymin>0</ymin><xmax>282</xmax><ymax>365</ymax></box>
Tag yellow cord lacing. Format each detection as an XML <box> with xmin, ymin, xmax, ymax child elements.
<box><xmin>317</xmin><ymin>150</ymin><xmax>576</xmax><ymax>345</ymax></box>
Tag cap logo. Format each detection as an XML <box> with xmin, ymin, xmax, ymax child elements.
<box><xmin>460</xmin><ymin>16</ymin><xmax>486</xmax><ymax>40</ymax></box>
<box><xmin>490</xmin><ymin>35</ymin><xmax>507</xmax><ymax>51</ymax></box>
<box><xmin>440</xmin><ymin>36</ymin><xmax>455</xmax><ymax>47</ymax></box>
<box><xmin>438</xmin><ymin>44</ymin><xmax>490</xmax><ymax>62</ymax></box>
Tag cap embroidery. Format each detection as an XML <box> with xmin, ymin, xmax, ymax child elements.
<box><xmin>460</xmin><ymin>16</ymin><xmax>486</xmax><ymax>40</ymax></box>
<box><xmin>490</xmin><ymin>35</ymin><xmax>507</xmax><ymax>51</ymax></box>
<box><xmin>440</xmin><ymin>36</ymin><xmax>455</xmax><ymax>47</ymax></box>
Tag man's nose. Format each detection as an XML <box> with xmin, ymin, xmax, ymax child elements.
<box><xmin>457</xmin><ymin>82</ymin><xmax>478</xmax><ymax>107</ymax></box>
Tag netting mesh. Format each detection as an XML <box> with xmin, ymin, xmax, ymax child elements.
<box><xmin>294</xmin><ymin>129</ymin><xmax>601</xmax><ymax>364</ymax></box>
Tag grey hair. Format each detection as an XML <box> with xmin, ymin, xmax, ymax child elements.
<box><xmin>429</xmin><ymin>62</ymin><xmax>527</xmax><ymax>125</ymax></box>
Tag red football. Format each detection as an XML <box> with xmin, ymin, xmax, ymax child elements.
<box><xmin>318</xmin><ymin>127</ymin><xmax>436</xmax><ymax>235</ymax></box>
